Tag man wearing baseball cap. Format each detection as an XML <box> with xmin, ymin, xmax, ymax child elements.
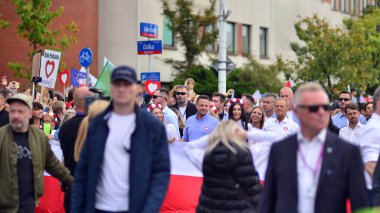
<box><xmin>71</xmin><ymin>66</ymin><xmax>170</xmax><ymax>213</ymax></box>
<box><xmin>0</xmin><ymin>93</ymin><xmax>73</xmax><ymax>212</ymax></box>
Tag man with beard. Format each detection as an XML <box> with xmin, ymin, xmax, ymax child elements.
<box><xmin>0</xmin><ymin>93</ymin><xmax>73</xmax><ymax>212</ymax></box>
<box><xmin>173</xmin><ymin>85</ymin><xmax>197</xmax><ymax>121</ymax></box>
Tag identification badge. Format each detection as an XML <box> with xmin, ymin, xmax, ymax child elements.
<box><xmin>305</xmin><ymin>184</ymin><xmax>317</xmax><ymax>198</ymax></box>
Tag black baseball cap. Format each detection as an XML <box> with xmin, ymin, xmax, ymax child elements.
<box><xmin>111</xmin><ymin>66</ymin><xmax>137</xmax><ymax>84</ymax></box>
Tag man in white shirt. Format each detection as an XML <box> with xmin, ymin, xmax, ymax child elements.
<box><xmin>360</xmin><ymin>86</ymin><xmax>380</xmax><ymax>206</ymax></box>
<box><xmin>263</xmin><ymin>98</ymin><xmax>299</xmax><ymax>137</ymax></box>
<box><xmin>280</xmin><ymin>86</ymin><xmax>300</xmax><ymax>124</ymax></box>
<box><xmin>262</xmin><ymin>94</ymin><xmax>277</xmax><ymax>119</ymax></box>
<box><xmin>211</xmin><ymin>92</ymin><xmax>228</xmax><ymax>121</ymax></box>
<box><xmin>153</xmin><ymin>88</ymin><xmax>180</xmax><ymax>136</ymax></box>
<box><xmin>339</xmin><ymin>103</ymin><xmax>364</xmax><ymax>145</ymax></box>
<box><xmin>259</xmin><ymin>82</ymin><xmax>368</xmax><ymax>213</ymax></box>
<box><xmin>71</xmin><ymin>66</ymin><xmax>170</xmax><ymax>212</ymax></box>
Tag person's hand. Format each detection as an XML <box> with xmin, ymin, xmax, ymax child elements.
<box><xmin>1</xmin><ymin>76</ymin><xmax>7</xmax><ymax>87</ymax></box>
<box><xmin>47</xmin><ymin>134</ymin><xmax>54</xmax><ymax>140</ymax></box>
<box><xmin>168</xmin><ymin>137</ymin><xmax>176</xmax><ymax>143</ymax></box>
<box><xmin>235</xmin><ymin>127</ymin><xmax>247</xmax><ymax>140</ymax></box>
<box><xmin>365</xmin><ymin>161</ymin><xmax>377</xmax><ymax>177</ymax></box>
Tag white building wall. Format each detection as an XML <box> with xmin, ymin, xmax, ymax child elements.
<box><xmin>99</xmin><ymin>0</ymin><xmax>351</xmax><ymax>82</ymax></box>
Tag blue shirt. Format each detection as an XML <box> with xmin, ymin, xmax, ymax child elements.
<box><xmin>183</xmin><ymin>113</ymin><xmax>219</xmax><ymax>142</ymax></box>
<box><xmin>331</xmin><ymin>111</ymin><xmax>367</xmax><ymax>129</ymax></box>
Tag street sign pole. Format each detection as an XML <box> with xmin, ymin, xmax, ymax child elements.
<box><xmin>78</xmin><ymin>47</ymin><xmax>93</xmax><ymax>87</ymax></box>
<box><xmin>86</xmin><ymin>66</ymin><xmax>90</xmax><ymax>87</ymax></box>
<box><xmin>148</xmin><ymin>38</ymin><xmax>151</xmax><ymax>73</ymax></box>
<box><xmin>217</xmin><ymin>0</ymin><xmax>231</xmax><ymax>94</ymax></box>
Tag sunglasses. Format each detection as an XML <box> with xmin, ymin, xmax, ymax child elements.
<box><xmin>338</xmin><ymin>98</ymin><xmax>350</xmax><ymax>102</ymax></box>
<box><xmin>297</xmin><ymin>104</ymin><xmax>330</xmax><ymax>113</ymax></box>
<box><xmin>176</xmin><ymin>92</ymin><xmax>188</xmax><ymax>96</ymax></box>
<box><xmin>152</xmin><ymin>95</ymin><xmax>163</xmax><ymax>99</ymax></box>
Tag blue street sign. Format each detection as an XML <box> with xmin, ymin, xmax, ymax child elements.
<box><xmin>141</xmin><ymin>72</ymin><xmax>160</xmax><ymax>82</ymax></box>
<box><xmin>137</xmin><ymin>40</ymin><xmax>162</xmax><ymax>55</ymax></box>
<box><xmin>78</xmin><ymin>47</ymin><xmax>93</xmax><ymax>67</ymax></box>
<box><xmin>140</xmin><ymin>22</ymin><xmax>158</xmax><ymax>38</ymax></box>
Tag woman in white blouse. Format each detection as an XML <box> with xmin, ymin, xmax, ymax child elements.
<box><xmin>148</xmin><ymin>104</ymin><xmax>180</xmax><ymax>143</ymax></box>
<box><xmin>228</xmin><ymin>98</ymin><xmax>253</xmax><ymax>131</ymax></box>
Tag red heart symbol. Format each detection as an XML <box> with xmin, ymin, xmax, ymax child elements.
<box><xmin>45</xmin><ymin>60</ymin><xmax>55</xmax><ymax>78</ymax></box>
<box><xmin>144</xmin><ymin>79</ymin><xmax>161</xmax><ymax>95</ymax></box>
<box><xmin>58</xmin><ymin>70</ymin><xmax>70</xmax><ymax>86</ymax></box>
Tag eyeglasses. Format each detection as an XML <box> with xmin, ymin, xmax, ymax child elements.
<box><xmin>152</xmin><ymin>95</ymin><xmax>163</xmax><ymax>99</ymax></box>
<box><xmin>338</xmin><ymin>98</ymin><xmax>350</xmax><ymax>102</ymax></box>
<box><xmin>176</xmin><ymin>92</ymin><xmax>188</xmax><ymax>96</ymax></box>
<box><xmin>297</xmin><ymin>104</ymin><xmax>330</xmax><ymax>113</ymax></box>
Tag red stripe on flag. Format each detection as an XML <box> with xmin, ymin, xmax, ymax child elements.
<box><xmin>35</xmin><ymin>176</ymin><xmax>65</xmax><ymax>213</ymax></box>
<box><xmin>161</xmin><ymin>174</ymin><xmax>203</xmax><ymax>213</ymax></box>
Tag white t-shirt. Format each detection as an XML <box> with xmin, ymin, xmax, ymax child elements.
<box><xmin>179</xmin><ymin>106</ymin><xmax>187</xmax><ymax>120</ymax></box>
<box><xmin>95</xmin><ymin>112</ymin><xmax>136</xmax><ymax>211</ymax></box>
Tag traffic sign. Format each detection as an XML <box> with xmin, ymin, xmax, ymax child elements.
<box><xmin>140</xmin><ymin>22</ymin><xmax>158</xmax><ymax>38</ymax></box>
<box><xmin>137</xmin><ymin>40</ymin><xmax>162</xmax><ymax>55</ymax></box>
<box><xmin>141</xmin><ymin>72</ymin><xmax>160</xmax><ymax>82</ymax></box>
<box><xmin>211</xmin><ymin>56</ymin><xmax>236</xmax><ymax>76</ymax></box>
<box><xmin>78</xmin><ymin>47</ymin><xmax>93</xmax><ymax>67</ymax></box>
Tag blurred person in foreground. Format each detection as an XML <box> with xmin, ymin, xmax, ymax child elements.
<box><xmin>258</xmin><ymin>82</ymin><xmax>368</xmax><ymax>213</ymax></box>
<box><xmin>71</xmin><ymin>66</ymin><xmax>170</xmax><ymax>212</ymax></box>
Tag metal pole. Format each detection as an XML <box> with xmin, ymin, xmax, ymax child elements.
<box><xmin>218</xmin><ymin>0</ymin><xmax>227</xmax><ymax>94</ymax></box>
<box><xmin>86</xmin><ymin>66</ymin><xmax>90</xmax><ymax>87</ymax></box>
<box><xmin>148</xmin><ymin>37</ymin><xmax>151</xmax><ymax>72</ymax></box>
<box><xmin>32</xmin><ymin>82</ymin><xmax>36</xmax><ymax>101</ymax></box>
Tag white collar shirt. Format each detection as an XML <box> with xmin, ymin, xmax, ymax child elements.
<box><xmin>263</xmin><ymin>117</ymin><xmax>300</xmax><ymax>137</ymax></box>
<box><xmin>297</xmin><ymin>128</ymin><xmax>327</xmax><ymax>213</ymax></box>
<box><xmin>339</xmin><ymin>122</ymin><xmax>364</xmax><ymax>146</ymax></box>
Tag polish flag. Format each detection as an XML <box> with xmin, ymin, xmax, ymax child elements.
<box><xmin>161</xmin><ymin>142</ymin><xmax>203</xmax><ymax>213</ymax></box>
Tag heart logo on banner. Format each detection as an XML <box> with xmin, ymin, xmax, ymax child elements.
<box><xmin>45</xmin><ymin>60</ymin><xmax>55</xmax><ymax>78</ymax></box>
<box><xmin>145</xmin><ymin>79</ymin><xmax>162</xmax><ymax>95</ymax></box>
<box><xmin>58</xmin><ymin>69</ymin><xmax>70</xmax><ymax>86</ymax></box>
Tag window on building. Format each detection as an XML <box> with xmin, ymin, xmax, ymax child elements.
<box><xmin>242</xmin><ymin>25</ymin><xmax>250</xmax><ymax>55</ymax></box>
<box><xmin>227</xmin><ymin>22</ymin><xmax>235</xmax><ymax>53</ymax></box>
<box><xmin>351</xmin><ymin>0</ymin><xmax>356</xmax><ymax>14</ymax></box>
<box><xmin>332</xmin><ymin>0</ymin><xmax>338</xmax><ymax>9</ymax></box>
<box><xmin>360</xmin><ymin>0</ymin><xmax>364</xmax><ymax>15</ymax></box>
<box><xmin>342</xmin><ymin>0</ymin><xmax>348</xmax><ymax>12</ymax></box>
<box><xmin>260</xmin><ymin>27</ymin><xmax>268</xmax><ymax>58</ymax></box>
<box><xmin>205</xmin><ymin>24</ymin><xmax>215</xmax><ymax>52</ymax></box>
<box><xmin>163</xmin><ymin>16</ymin><xmax>175</xmax><ymax>47</ymax></box>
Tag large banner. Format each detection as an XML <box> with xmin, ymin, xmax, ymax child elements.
<box><xmin>39</xmin><ymin>49</ymin><xmax>61</xmax><ymax>89</ymax></box>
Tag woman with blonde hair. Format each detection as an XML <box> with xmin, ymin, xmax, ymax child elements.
<box><xmin>196</xmin><ymin>120</ymin><xmax>262</xmax><ymax>212</ymax></box>
<box><xmin>74</xmin><ymin>100</ymin><xmax>109</xmax><ymax>161</ymax></box>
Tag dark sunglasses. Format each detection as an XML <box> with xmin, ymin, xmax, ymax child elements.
<box><xmin>297</xmin><ymin>104</ymin><xmax>330</xmax><ymax>113</ymax></box>
<box><xmin>176</xmin><ymin>92</ymin><xmax>188</xmax><ymax>96</ymax></box>
<box><xmin>152</xmin><ymin>95</ymin><xmax>162</xmax><ymax>99</ymax></box>
<box><xmin>338</xmin><ymin>98</ymin><xmax>350</xmax><ymax>102</ymax></box>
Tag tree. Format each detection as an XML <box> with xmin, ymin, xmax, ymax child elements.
<box><xmin>281</xmin><ymin>13</ymin><xmax>380</xmax><ymax>95</ymax></box>
<box><xmin>0</xmin><ymin>13</ymin><xmax>9</xmax><ymax>29</ymax></box>
<box><xmin>162</xmin><ymin>0</ymin><xmax>218</xmax><ymax>72</ymax></box>
<box><xmin>8</xmin><ymin>0</ymin><xmax>77</xmax><ymax>78</ymax></box>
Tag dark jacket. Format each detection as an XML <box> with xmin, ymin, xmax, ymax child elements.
<box><xmin>70</xmin><ymin>104</ymin><xmax>170</xmax><ymax>213</ymax></box>
<box><xmin>175</xmin><ymin>102</ymin><xmax>197</xmax><ymax>120</ymax></box>
<box><xmin>373</xmin><ymin>154</ymin><xmax>380</xmax><ymax>206</ymax></box>
<box><xmin>0</xmin><ymin>125</ymin><xmax>72</xmax><ymax>212</ymax></box>
<box><xmin>258</xmin><ymin>131</ymin><xmax>369</xmax><ymax>213</ymax></box>
<box><xmin>0</xmin><ymin>109</ymin><xmax>9</xmax><ymax>128</ymax></box>
<box><xmin>197</xmin><ymin>142</ymin><xmax>262</xmax><ymax>213</ymax></box>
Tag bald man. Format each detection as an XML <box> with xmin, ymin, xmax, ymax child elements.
<box><xmin>280</xmin><ymin>87</ymin><xmax>300</xmax><ymax>124</ymax></box>
<box><xmin>59</xmin><ymin>86</ymin><xmax>93</xmax><ymax>212</ymax></box>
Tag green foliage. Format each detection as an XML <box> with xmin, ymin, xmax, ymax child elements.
<box><xmin>162</xmin><ymin>0</ymin><xmax>218</xmax><ymax>72</ymax></box>
<box><xmin>227</xmin><ymin>58</ymin><xmax>283</xmax><ymax>95</ymax></box>
<box><xmin>172</xmin><ymin>65</ymin><xmax>218</xmax><ymax>95</ymax></box>
<box><xmin>8</xmin><ymin>0</ymin><xmax>77</xmax><ymax>78</ymax></box>
<box><xmin>0</xmin><ymin>13</ymin><xmax>9</xmax><ymax>29</ymax></box>
<box><xmin>282</xmin><ymin>12</ymin><xmax>380</xmax><ymax>95</ymax></box>
<box><xmin>172</xmin><ymin>58</ymin><xmax>283</xmax><ymax>95</ymax></box>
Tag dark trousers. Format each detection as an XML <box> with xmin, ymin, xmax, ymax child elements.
<box><xmin>95</xmin><ymin>210</ymin><xmax>129</xmax><ymax>213</ymax></box>
<box><xmin>64</xmin><ymin>186</ymin><xmax>71</xmax><ymax>213</ymax></box>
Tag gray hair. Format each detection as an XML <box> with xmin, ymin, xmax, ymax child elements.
<box><xmin>294</xmin><ymin>82</ymin><xmax>329</xmax><ymax>105</ymax></box>
<box><xmin>277</xmin><ymin>98</ymin><xmax>289</xmax><ymax>108</ymax></box>
<box><xmin>374</xmin><ymin>86</ymin><xmax>380</xmax><ymax>112</ymax></box>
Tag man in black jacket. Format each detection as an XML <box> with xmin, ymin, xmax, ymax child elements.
<box><xmin>259</xmin><ymin>82</ymin><xmax>368</xmax><ymax>213</ymax></box>
<box><xmin>59</xmin><ymin>86</ymin><xmax>92</xmax><ymax>212</ymax></box>
<box><xmin>173</xmin><ymin>85</ymin><xmax>197</xmax><ymax>136</ymax></box>
<box><xmin>71</xmin><ymin>66</ymin><xmax>170</xmax><ymax>213</ymax></box>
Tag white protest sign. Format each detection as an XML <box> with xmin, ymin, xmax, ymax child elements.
<box><xmin>39</xmin><ymin>49</ymin><xmax>61</xmax><ymax>89</ymax></box>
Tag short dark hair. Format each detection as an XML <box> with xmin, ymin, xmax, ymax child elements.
<box><xmin>264</xmin><ymin>94</ymin><xmax>277</xmax><ymax>102</ymax></box>
<box><xmin>212</xmin><ymin>92</ymin><xmax>226</xmax><ymax>102</ymax></box>
<box><xmin>52</xmin><ymin>101</ymin><xmax>65</xmax><ymax>114</ymax></box>
<box><xmin>345</xmin><ymin>103</ymin><xmax>359</xmax><ymax>114</ymax></box>
<box><xmin>339</xmin><ymin>91</ymin><xmax>352</xmax><ymax>99</ymax></box>
<box><xmin>32</xmin><ymin>102</ymin><xmax>43</xmax><ymax>110</ymax></box>
<box><xmin>157</xmin><ymin>88</ymin><xmax>169</xmax><ymax>97</ymax></box>
<box><xmin>196</xmin><ymin>95</ymin><xmax>210</xmax><ymax>103</ymax></box>
<box><xmin>176</xmin><ymin>85</ymin><xmax>189</xmax><ymax>92</ymax></box>
<box><xmin>242</xmin><ymin>94</ymin><xmax>255</xmax><ymax>105</ymax></box>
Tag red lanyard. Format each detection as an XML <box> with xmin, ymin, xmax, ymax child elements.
<box><xmin>297</xmin><ymin>142</ymin><xmax>325</xmax><ymax>179</ymax></box>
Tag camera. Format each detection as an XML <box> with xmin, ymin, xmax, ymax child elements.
<box><xmin>31</xmin><ymin>76</ymin><xmax>42</xmax><ymax>83</ymax></box>
<box><xmin>85</xmin><ymin>88</ymin><xmax>111</xmax><ymax>114</ymax></box>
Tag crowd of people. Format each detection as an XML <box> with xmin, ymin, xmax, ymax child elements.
<box><xmin>0</xmin><ymin>66</ymin><xmax>380</xmax><ymax>213</ymax></box>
